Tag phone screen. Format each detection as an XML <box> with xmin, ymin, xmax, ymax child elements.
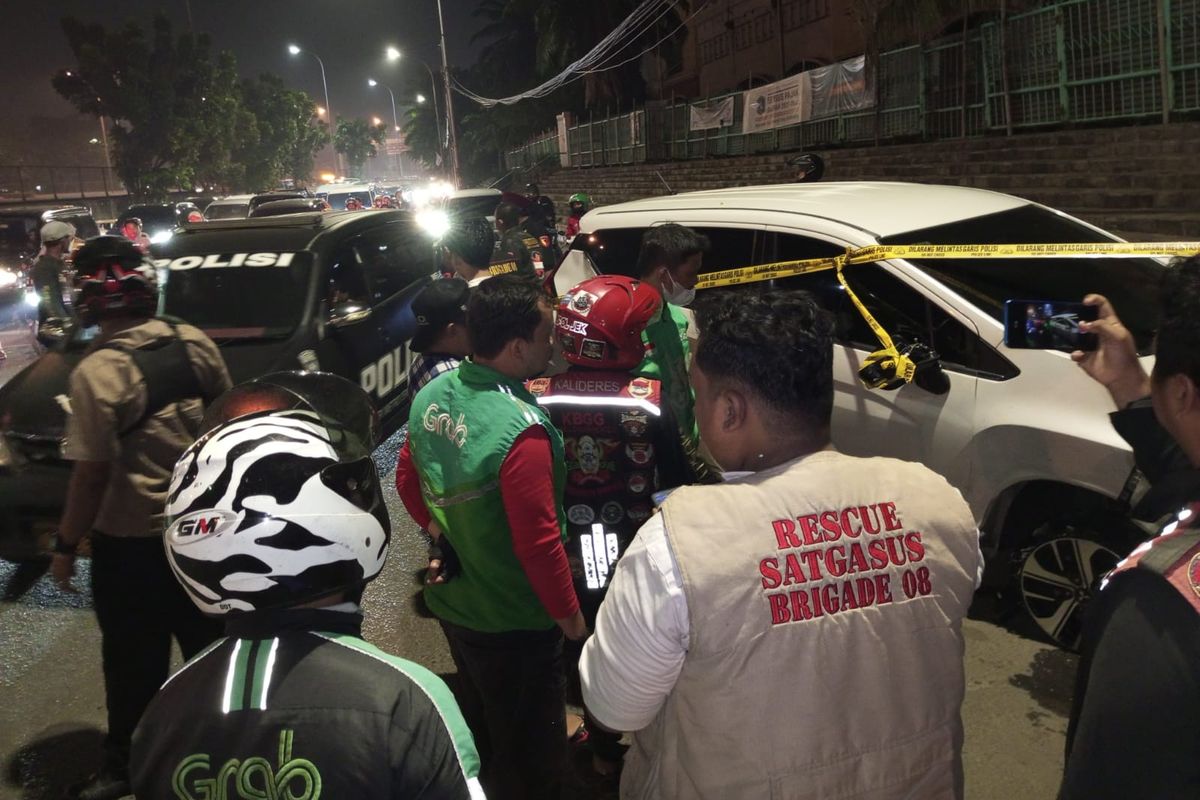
<box><xmin>1003</xmin><ymin>300</ymin><xmax>1098</xmax><ymax>352</ymax></box>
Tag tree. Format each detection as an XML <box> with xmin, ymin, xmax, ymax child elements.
<box><xmin>232</xmin><ymin>75</ymin><xmax>327</xmax><ymax>190</ymax></box>
<box><xmin>193</xmin><ymin>51</ymin><xmax>254</xmax><ymax>192</ymax></box>
<box><xmin>52</xmin><ymin>15</ymin><xmax>235</xmax><ymax>201</ymax></box>
<box><xmin>333</xmin><ymin>118</ymin><xmax>386</xmax><ymax>178</ymax></box>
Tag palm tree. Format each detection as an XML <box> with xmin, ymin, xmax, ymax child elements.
<box><xmin>333</xmin><ymin>118</ymin><xmax>387</xmax><ymax>178</ymax></box>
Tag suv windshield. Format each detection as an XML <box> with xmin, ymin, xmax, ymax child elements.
<box><xmin>881</xmin><ymin>205</ymin><xmax>1163</xmax><ymax>353</ymax></box>
<box><xmin>328</xmin><ymin>191</ymin><xmax>371</xmax><ymax>209</ymax></box>
<box><xmin>205</xmin><ymin>203</ymin><xmax>249</xmax><ymax>220</ymax></box>
<box><xmin>158</xmin><ymin>251</ymin><xmax>312</xmax><ymax>338</ymax></box>
<box><xmin>444</xmin><ymin>194</ymin><xmax>500</xmax><ymax>219</ymax></box>
<box><xmin>120</xmin><ymin>206</ymin><xmax>177</xmax><ymax>233</ymax></box>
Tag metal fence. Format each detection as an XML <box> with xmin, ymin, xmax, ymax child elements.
<box><xmin>506</xmin><ymin>0</ymin><xmax>1200</xmax><ymax>170</ymax></box>
<box><xmin>0</xmin><ymin>165</ymin><xmax>124</xmax><ymax>203</ymax></box>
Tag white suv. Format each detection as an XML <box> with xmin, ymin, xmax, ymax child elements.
<box><xmin>566</xmin><ymin>182</ymin><xmax>1164</xmax><ymax>648</ymax></box>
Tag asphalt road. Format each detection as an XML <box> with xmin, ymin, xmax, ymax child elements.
<box><xmin>0</xmin><ymin>323</ymin><xmax>1077</xmax><ymax>799</ymax></box>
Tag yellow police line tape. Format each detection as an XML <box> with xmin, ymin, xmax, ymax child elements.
<box><xmin>693</xmin><ymin>241</ymin><xmax>1200</xmax><ymax>389</ymax></box>
<box><xmin>694</xmin><ymin>241</ymin><xmax>1200</xmax><ymax>290</ymax></box>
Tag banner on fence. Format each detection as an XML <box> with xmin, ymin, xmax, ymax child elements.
<box><xmin>689</xmin><ymin>97</ymin><xmax>735</xmax><ymax>131</ymax></box>
<box><xmin>742</xmin><ymin>72</ymin><xmax>812</xmax><ymax>134</ymax></box>
<box><xmin>809</xmin><ymin>55</ymin><xmax>875</xmax><ymax>118</ymax></box>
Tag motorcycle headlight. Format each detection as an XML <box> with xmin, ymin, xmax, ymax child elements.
<box><xmin>23</xmin><ymin>289</ymin><xmax>38</xmax><ymax>308</ymax></box>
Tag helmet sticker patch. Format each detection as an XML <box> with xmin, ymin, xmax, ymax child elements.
<box><xmin>572</xmin><ymin>291</ymin><xmax>597</xmax><ymax>315</ymax></box>
<box><xmin>556</xmin><ymin>317</ymin><xmax>589</xmax><ymax>336</ymax></box>
<box><xmin>167</xmin><ymin>509</ymin><xmax>240</xmax><ymax>544</ymax></box>
<box><xmin>580</xmin><ymin>339</ymin><xmax>605</xmax><ymax>360</ymax></box>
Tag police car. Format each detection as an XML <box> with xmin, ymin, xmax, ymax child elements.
<box><xmin>567</xmin><ymin>181</ymin><xmax>1164</xmax><ymax>649</ymax></box>
<box><xmin>0</xmin><ymin>209</ymin><xmax>434</xmax><ymax>560</ymax></box>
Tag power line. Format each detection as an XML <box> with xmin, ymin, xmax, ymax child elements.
<box><xmin>454</xmin><ymin>0</ymin><xmax>685</xmax><ymax>107</ymax></box>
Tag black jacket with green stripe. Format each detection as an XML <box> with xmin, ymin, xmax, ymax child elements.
<box><xmin>130</xmin><ymin>608</ymin><xmax>484</xmax><ymax>799</ymax></box>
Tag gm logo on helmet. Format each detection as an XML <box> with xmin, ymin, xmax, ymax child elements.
<box><xmin>168</xmin><ymin>509</ymin><xmax>238</xmax><ymax>544</ymax></box>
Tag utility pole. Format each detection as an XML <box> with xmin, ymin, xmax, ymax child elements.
<box><xmin>436</xmin><ymin>0</ymin><xmax>461</xmax><ymax>187</ymax></box>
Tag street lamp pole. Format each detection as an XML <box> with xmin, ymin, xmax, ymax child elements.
<box><xmin>386</xmin><ymin>47</ymin><xmax>445</xmax><ymax>176</ymax></box>
<box><xmin>368</xmin><ymin>79</ymin><xmax>399</xmax><ymax>131</ymax></box>
<box><xmin>289</xmin><ymin>44</ymin><xmax>340</xmax><ymax>175</ymax></box>
<box><xmin>435</xmin><ymin>0</ymin><xmax>461</xmax><ymax>187</ymax></box>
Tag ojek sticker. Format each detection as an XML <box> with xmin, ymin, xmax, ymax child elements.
<box><xmin>152</xmin><ymin>252</ymin><xmax>297</xmax><ymax>270</ymax></box>
<box><xmin>167</xmin><ymin>509</ymin><xmax>239</xmax><ymax>544</ymax></box>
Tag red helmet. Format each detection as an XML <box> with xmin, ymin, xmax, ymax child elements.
<box><xmin>556</xmin><ymin>275</ymin><xmax>661</xmax><ymax>370</ymax></box>
<box><xmin>74</xmin><ymin>236</ymin><xmax>155</xmax><ymax>325</ymax></box>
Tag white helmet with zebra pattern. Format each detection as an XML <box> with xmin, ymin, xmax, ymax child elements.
<box><xmin>163</xmin><ymin>372</ymin><xmax>389</xmax><ymax>616</ymax></box>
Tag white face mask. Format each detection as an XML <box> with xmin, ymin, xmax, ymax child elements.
<box><xmin>661</xmin><ymin>269</ymin><xmax>696</xmax><ymax>307</ymax></box>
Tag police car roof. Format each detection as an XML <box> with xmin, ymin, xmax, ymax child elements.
<box><xmin>588</xmin><ymin>181</ymin><xmax>1030</xmax><ymax>240</ymax></box>
<box><xmin>159</xmin><ymin>209</ymin><xmax>410</xmax><ymax>254</ymax></box>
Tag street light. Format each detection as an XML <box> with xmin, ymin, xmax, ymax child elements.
<box><xmin>316</xmin><ymin>106</ymin><xmax>326</xmax><ymax>117</ymax></box>
<box><xmin>367</xmin><ymin>78</ymin><xmax>400</xmax><ymax>133</ymax></box>
<box><xmin>288</xmin><ymin>43</ymin><xmax>338</xmax><ymax>173</ymax></box>
<box><xmin>384</xmin><ymin>45</ymin><xmax>446</xmax><ymax>177</ymax></box>
<box><xmin>372</xmin><ymin>116</ymin><xmax>383</xmax><ymax>127</ymax></box>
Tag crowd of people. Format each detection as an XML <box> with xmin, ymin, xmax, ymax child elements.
<box><xmin>28</xmin><ymin>193</ymin><xmax>1200</xmax><ymax>800</ymax></box>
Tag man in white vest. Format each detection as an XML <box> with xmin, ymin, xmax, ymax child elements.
<box><xmin>580</xmin><ymin>288</ymin><xmax>983</xmax><ymax>800</ymax></box>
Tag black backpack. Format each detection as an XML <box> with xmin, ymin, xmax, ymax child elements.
<box><xmin>99</xmin><ymin>317</ymin><xmax>212</xmax><ymax>436</ymax></box>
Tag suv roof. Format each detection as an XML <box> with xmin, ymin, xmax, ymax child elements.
<box><xmin>589</xmin><ymin>182</ymin><xmax>1030</xmax><ymax>239</ymax></box>
<box><xmin>0</xmin><ymin>204</ymin><xmax>92</xmax><ymax>218</ymax></box>
<box><xmin>162</xmin><ymin>208</ymin><xmax>408</xmax><ymax>252</ymax></box>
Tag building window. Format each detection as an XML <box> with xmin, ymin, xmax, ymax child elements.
<box><xmin>782</xmin><ymin>0</ymin><xmax>830</xmax><ymax>32</ymax></box>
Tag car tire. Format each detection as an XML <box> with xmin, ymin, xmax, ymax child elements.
<box><xmin>1018</xmin><ymin>526</ymin><xmax>1123</xmax><ymax>651</ymax></box>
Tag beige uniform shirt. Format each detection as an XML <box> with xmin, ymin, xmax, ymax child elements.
<box><xmin>62</xmin><ymin>319</ymin><xmax>232</xmax><ymax>537</ymax></box>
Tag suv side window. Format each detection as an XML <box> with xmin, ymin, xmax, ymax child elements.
<box><xmin>772</xmin><ymin>233</ymin><xmax>1015</xmax><ymax>379</ymax></box>
<box><xmin>353</xmin><ymin>223</ymin><xmax>435</xmax><ymax>302</ymax></box>
<box><xmin>326</xmin><ymin>242</ymin><xmax>371</xmax><ymax>309</ymax></box>
<box><xmin>574</xmin><ymin>226</ymin><xmax>763</xmax><ymax>280</ymax></box>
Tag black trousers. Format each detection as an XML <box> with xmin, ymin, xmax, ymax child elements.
<box><xmin>90</xmin><ymin>532</ymin><xmax>222</xmax><ymax>770</ymax></box>
<box><xmin>439</xmin><ymin>619</ymin><xmax>568</xmax><ymax>800</ymax></box>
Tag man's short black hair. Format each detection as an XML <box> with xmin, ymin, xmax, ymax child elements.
<box><xmin>694</xmin><ymin>288</ymin><xmax>834</xmax><ymax>431</ymax></box>
<box><xmin>636</xmin><ymin>223</ymin><xmax>710</xmax><ymax>278</ymax></box>
<box><xmin>1154</xmin><ymin>255</ymin><xmax>1200</xmax><ymax>387</ymax></box>
<box><xmin>467</xmin><ymin>274</ymin><xmax>551</xmax><ymax>359</ymax></box>
<box><xmin>495</xmin><ymin>202</ymin><xmax>522</xmax><ymax>229</ymax></box>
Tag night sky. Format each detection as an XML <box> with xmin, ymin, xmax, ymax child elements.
<box><xmin>3</xmin><ymin>0</ymin><xmax>486</xmax><ymax>126</ymax></box>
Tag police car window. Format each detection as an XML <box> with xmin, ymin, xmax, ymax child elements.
<box><xmin>327</xmin><ymin>244</ymin><xmax>371</xmax><ymax>309</ymax></box>
<box><xmin>353</xmin><ymin>223</ymin><xmax>436</xmax><ymax>301</ymax></box>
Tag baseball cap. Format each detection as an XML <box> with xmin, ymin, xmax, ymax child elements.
<box><xmin>40</xmin><ymin>220</ymin><xmax>75</xmax><ymax>244</ymax></box>
<box><xmin>410</xmin><ymin>278</ymin><xmax>470</xmax><ymax>353</ymax></box>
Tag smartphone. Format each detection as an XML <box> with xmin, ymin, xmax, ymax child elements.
<box><xmin>1003</xmin><ymin>300</ymin><xmax>1098</xmax><ymax>352</ymax></box>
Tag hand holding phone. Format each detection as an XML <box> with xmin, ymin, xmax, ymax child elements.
<box><xmin>1003</xmin><ymin>300</ymin><xmax>1098</xmax><ymax>352</ymax></box>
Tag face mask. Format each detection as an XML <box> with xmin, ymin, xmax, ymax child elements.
<box><xmin>661</xmin><ymin>270</ymin><xmax>696</xmax><ymax>307</ymax></box>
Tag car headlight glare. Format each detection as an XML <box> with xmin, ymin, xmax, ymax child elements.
<box><xmin>149</xmin><ymin>230</ymin><xmax>173</xmax><ymax>244</ymax></box>
<box><xmin>0</xmin><ymin>269</ymin><xmax>17</xmax><ymax>288</ymax></box>
<box><xmin>23</xmin><ymin>289</ymin><xmax>39</xmax><ymax>308</ymax></box>
<box><xmin>417</xmin><ymin>209</ymin><xmax>451</xmax><ymax>239</ymax></box>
